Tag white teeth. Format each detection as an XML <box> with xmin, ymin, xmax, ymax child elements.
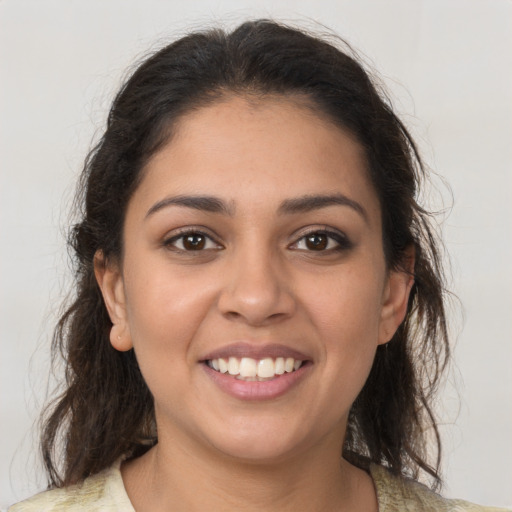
<box><xmin>228</xmin><ymin>357</ymin><xmax>239</xmax><ymax>375</ymax></box>
<box><xmin>218</xmin><ymin>358</ymin><xmax>228</xmax><ymax>373</ymax></box>
<box><xmin>208</xmin><ymin>356</ymin><xmax>303</xmax><ymax>379</ymax></box>
<box><xmin>257</xmin><ymin>358</ymin><xmax>275</xmax><ymax>378</ymax></box>
<box><xmin>275</xmin><ymin>357</ymin><xmax>285</xmax><ymax>375</ymax></box>
<box><xmin>239</xmin><ymin>357</ymin><xmax>257</xmax><ymax>378</ymax></box>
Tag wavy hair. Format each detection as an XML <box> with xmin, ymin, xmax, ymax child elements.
<box><xmin>41</xmin><ymin>20</ymin><xmax>449</xmax><ymax>489</ymax></box>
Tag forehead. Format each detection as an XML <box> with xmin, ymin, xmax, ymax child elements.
<box><xmin>134</xmin><ymin>95</ymin><xmax>380</xmax><ymax>223</ymax></box>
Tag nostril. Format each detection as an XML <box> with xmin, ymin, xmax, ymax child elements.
<box><xmin>225</xmin><ymin>311</ymin><xmax>242</xmax><ymax>320</ymax></box>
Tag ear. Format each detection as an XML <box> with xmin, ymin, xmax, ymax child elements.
<box><xmin>378</xmin><ymin>248</ymin><xmax>415</xmax><ymax>345</ymax></box>
<box><xmin>94</xmin><ymin>250</ymin><xmax>133</xmax><ymax>352</ymax></box>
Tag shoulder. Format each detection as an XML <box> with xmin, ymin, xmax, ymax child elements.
<box><xmin>370</xmin><ymin>464</ymin><xmax>510</xmax><ymax>512</ymax></box>
<box><xmin>8</xmin><ymin>464</ymin><xmax>134</xmax><ymax>512</ymax></box>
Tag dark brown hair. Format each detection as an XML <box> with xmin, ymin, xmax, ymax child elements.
<box><xmin>42</xmin><ymin>19</ymin><xmax>449</xmax><ymax>489</ymax></box>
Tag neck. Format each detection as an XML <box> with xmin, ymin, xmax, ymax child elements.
<box><xmin>122</xmin><ymin>429</ymin><xmax>377</xmax><ymax>512</ymax></box>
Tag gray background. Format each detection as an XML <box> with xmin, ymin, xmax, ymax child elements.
<box><xmin>1</xmin><ymin>0</ymin><xmax>511</xmax><ymax>508</ymax></box>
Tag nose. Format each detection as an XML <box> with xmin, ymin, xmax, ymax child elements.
<box><xmin>217</xmin><ymin>246</ymin><xmax>296</xmax><ymax>327</ymax></box>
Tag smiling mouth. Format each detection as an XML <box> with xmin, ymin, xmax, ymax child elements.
<box><xmin>205</xmin><ymin>357</ymin><xmax>304</xmax><ymax>381</ymax></box>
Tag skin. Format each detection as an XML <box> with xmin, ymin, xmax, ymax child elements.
<box><xmin>95</xmin><ymin>95</ymin><xmax>414</xmax><ymax>511</ymax></box>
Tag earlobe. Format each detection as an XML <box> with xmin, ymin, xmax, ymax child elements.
<box><xmin>109</xmin><ymin>323</ymin><xmax>133</xmax><ymax>352</ymax></box>
<box><xmin>378</xmin><ymin>250</ymin><xmax>415</xmax><ymax>345</ymax></box>
<box><xmin>94</xmin><ymin>250</ymin><xmax>133</xmax><ymax>352</ymax></box>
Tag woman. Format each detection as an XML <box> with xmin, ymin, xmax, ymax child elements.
<box><xmin>9</xmin><ymin>19</ymin><xmax>507</xmax><ymax>511</ymax></box>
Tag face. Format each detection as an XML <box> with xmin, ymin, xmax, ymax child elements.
<box><xmin>96</xmin><ymin>96</ymin><xmax>412</xmax><ymax>464</ymax></box>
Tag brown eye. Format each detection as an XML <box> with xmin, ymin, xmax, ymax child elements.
<box><xmin>182</xmin><ymin>233</ymin><xmax>206</xmax><ymax>250</ymax></box>
<box><xmin>291</xmin><ymin>230</ymin><xmax>352</xmax><ymax>253</ymax></box>
<box><xmin>305</xmin><ymin>233</ymin><xmax>328</xmax><ymax>251</ymax></box>
<box><xmin>165</xmin><ymin>231</ymin><xmax>220</xmax><ymax>252</ymax></box>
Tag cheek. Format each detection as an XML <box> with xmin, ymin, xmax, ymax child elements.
<box><xmin>122</xmin><ymin>259</ymin><xmax>217</xmax><ymax>366</ymax></box>
<box><xmin>300</xmin><ymin>267</ymin><xmax>384</xmax><ymax>382</ymax></box>
<box><xmin>121</xmin><ymin>269</ymin><xmax>219</xmax><ymax>418</ymax></box>
<box><xmin>302</xmin><ymin>267</ymin><xmax>384</xmax><ymax>340</ymax></box>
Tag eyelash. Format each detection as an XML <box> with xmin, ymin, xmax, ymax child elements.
<box><xmin>163</xmin><ymin>228</ymin><xmax>351</xmax><ymax>253</ymax></box>
<box><xmin>291</xmin><ymin>229</ymin><xmax>352</xmax><ymax>252</ymax></box>
<box><xmin>163</xmin><ymin>229</ymin><xmax>222</xmax><ymax>252</ymax></box>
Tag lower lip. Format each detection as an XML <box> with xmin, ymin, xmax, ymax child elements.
<box><xmin>202</xmin><ymin>363</ymin><xmax>311</xmax><ymax>401</ymax></box>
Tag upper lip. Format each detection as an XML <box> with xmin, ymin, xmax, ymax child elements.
<box><xmin>201</xmin><ymin>342</ymin><xmax>310</xmax><ymax>362</ymax></box>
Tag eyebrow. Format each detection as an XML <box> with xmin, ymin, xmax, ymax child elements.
<box><xmin>145</xmin><ymin>193</ymin><xmax>367</xmax><ymax>221</ymax></box>
<box><xmin>278</xmin><ymin>194</ymin><xmax>368</xmax><ymax>221</ymax></box>
<box><xmin>146</xmin><ymin>195</ymin><xmax>235</xmax><ymax>218</ymax></box>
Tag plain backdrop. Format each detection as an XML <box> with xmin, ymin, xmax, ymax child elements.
<box><xmin>1</xmin><ymin>0</ymin><xmax>511</xmax><ymax>508</ymax></box>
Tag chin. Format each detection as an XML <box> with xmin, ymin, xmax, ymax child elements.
<box><xmin>203</xmin><ymin>417</ymin><xmax>315</xmax><ymax>465</ymax></box>
<box><xmin>213</xmin><ymin>439</ymin><xmax>301</xmax><ymax>465</ymax></box>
